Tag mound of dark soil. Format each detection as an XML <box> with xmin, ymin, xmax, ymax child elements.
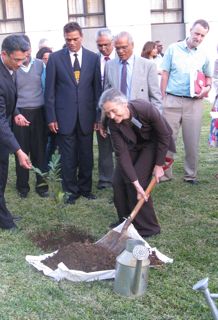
<box><xmin>43</xmin><ymin>241</ymin><xmax>116</xmax><ymax>272</ymax></box>
<box><xmin>30</xmin><ymin>226</ymin><xmax>164</xmax><ymax>272</ymax></box>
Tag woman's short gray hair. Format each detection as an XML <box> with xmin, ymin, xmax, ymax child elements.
<box><xmin>99</xmin><ymin>88</ymin><xmax>128</xmax><ymax>124</ymax></box>
<box><xmin>99</xmin><ymin>88</ymin><xmax>127</xmax><ymax>110</ymax></box>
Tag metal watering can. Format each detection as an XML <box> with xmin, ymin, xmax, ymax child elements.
<box><xmin>114</xmin><ymin>239</ymin><xmax>150</xmax><ymax>297</ymax></box>
<box><xmin>193</xmin><ymin>278</ymin><xmax>218</xmax><ymax>320</ymax></box>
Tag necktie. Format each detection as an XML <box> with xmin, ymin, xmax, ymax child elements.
<box><xmin>120</xmin><ymin>60</ymin><xmax>127</xmax><ymax>95</ymax></box>
<box><xmin>73</xmin><ymin>53</ymin><xmax>80</xmax><ymax>84</ymax></box>
<box><xmin>102</xmin><ymin>56</ymin><xmax>110</xmax><ymax>87</ymax></box>
<box><xmin>11</xmin><ymin>72</ymin><xmax>16</xmax><ymax>83</ymax></box>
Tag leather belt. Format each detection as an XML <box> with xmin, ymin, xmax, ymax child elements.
<box><xmin>167</xmin><ymin>93</ymin><xmax>193</xmax><ymax>99</ymax></box>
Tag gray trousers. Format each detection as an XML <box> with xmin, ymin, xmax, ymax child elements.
<box><xmin>163</xmin><ymin>94</ymin><xmax>203</xmax><ymax>180</ymax></box>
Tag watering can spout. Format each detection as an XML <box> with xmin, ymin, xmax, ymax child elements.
<box><xmin>131</xmin><ymin>245</ymin><xmax>149</xmax><ymax>295</ymax></box>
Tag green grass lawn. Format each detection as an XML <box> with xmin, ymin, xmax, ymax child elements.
<box><xmin>0</xmin><ymin>102</ymin><xmax>217</xmax><ymax>320</ymax></box>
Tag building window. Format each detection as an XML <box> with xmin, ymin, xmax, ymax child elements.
<box><xmin>0</xmin><ymin>0</ymin><xmax>24</xmax><ymax>34</ymax></box>
<box><xmin>151</xmin><ymin>0</ymin><xmax>183</xmax><ymax>24</ymax></box>
<box><xmin>68</xmin><ymin>0</ymin><xmax>105</xmax><ymax>28</ymax></box>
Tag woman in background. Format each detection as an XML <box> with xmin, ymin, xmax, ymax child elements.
<box><xmin>141</xmin><ymin>41</ymin><xmax>162</xmax><ymax>84</ymax></box>
<box><xmin>141</xmin><ymin>41</ymin><xmax>157</xmax><ymax>60</ymax></box>
<box><xmin>36</xmin><ymin>47</ymin><xmax>52</xmax><ymax>65</ymax></box>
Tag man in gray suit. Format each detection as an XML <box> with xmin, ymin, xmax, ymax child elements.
<box><xmin>104</xmin><ymin>31</ymin><xmax>162</xmax><ymax>112</ymax></box>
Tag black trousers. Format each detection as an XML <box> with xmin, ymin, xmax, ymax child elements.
<box><xmin>0</xmin><ymin>145</ymin><xmax>16</xmax><ymax>229</ymax></box>
<box><xmin>57</xmin><ymin>123</ymin><xmax>94</xmax><ymax>198</ymax></box>
<box><xmin>96</xmin><ymin>131</ymin><xmax>114</xmax><ymax>188</ymax></box>
<box><xmin>13</xmin><ymin>107</ymin><xmax>47</xmax><ymax>193</ymax></box>
<box><xmin>113</xmin><ymin>143</ymin><xmax>160</xmax><ymax>237</ymax></box>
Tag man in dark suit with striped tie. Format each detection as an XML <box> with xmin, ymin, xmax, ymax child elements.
<box><xmin>45</xmin><ymin>22</ymin><xmax>101</xmax><ymax>204</ymax></box>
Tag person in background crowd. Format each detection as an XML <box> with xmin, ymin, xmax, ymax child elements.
<box><xmin>141</xmin><ymin>41</ymin><xmax>162</xmax><ymax>84</ymax></box>
<box><xmin>13</xmin><ymin>35</ymin><xmax>48</xmax><ymax>198</ymax></box>
<box><xmin>38</xmin><ymin>38</ymin><xmax>52</xmax><ymax>51</ymax></box>
<box><xmin>160</xmin><ymin>19</ymin><xmax>212</xmax><ymax>184</ymax></box>
<box><xmin>95</xmin><ymin>28</ymin><xmax>116</xmax><ymax>190</ymax></box>
<box><xmin>155</xmin><ymin>40</ymin><xmax>164</xmax><ymax>57</ymax></box>
<box><xmin>208</xmin><ymin>45</ymin><xmax>218</xmax><ymax>152</ymax></box>
<box><xmin>45</xmin><ymin>22</ymin><xmax>101</xmax><ymax>205</ymax></box>
<box><xmin>36</xmin><ymin>47</ymin><xmax>52</xmax><ymax>65</ymax></box>
<box><xmin>141</xmin><ymin>41</ymin><xmax>158</xmax><ymax>60</ymax></box>
<box><xmin>99</xmin><ymin>88</ymin><xmax>175</xmax><ymax>237</ymax></box>
<box><xmin>36</xmin><ymin>46</ymin><xmax>56</xmax><ymax>170</ymax></box>
<box><xmin>0</xmin><ymin>34</ymin><xmax>31</xmax><ymax>230</ymax></box>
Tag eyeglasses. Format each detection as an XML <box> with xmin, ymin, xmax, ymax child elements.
<box><xmin>115</xmin><ymin>45</ymin><xmax>129</xmax><ymax>52</ymax></box>
<box><xmin>97</xmin><ymin>43</ymin><xmax>111</xmax><ymax>48</ymax></box>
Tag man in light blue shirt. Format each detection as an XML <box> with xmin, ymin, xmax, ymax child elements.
<box><xmin>161</xmin><ymin>19</ymin><xmax>212</xmax><ymax>184</ymax></box>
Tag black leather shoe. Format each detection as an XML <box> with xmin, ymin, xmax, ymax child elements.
<box><xmin>97</xmin><ymin>183</ymin><xmax>112</xmax><ymax>190</ymax></box>
<box><xmin>18</xmin><ymin>191</ymin><xmax>28</xmax><ymax>198</ymax></box>
<box><xmin>8</xmin><ymin>226</ymin><xmax>18</xmax><ymax>232</ymax></box>
<box><xmin>36</xmin><ymin>190</ymin><xmax>49</xmax><ymax>198</ymax></box>
<box><xmin>1</xmin><ymin>224</ymin><xmax>17</xmax><ymax>231</ymax></box>
<box><xmin>12</xmin><ymin>215</ymin><xmax>22</xmax><ymax>222</ymax></box>
<box><xmin>81</xmin><ymin>192</ymin><xmax>97</xmax><ymax>200</ymax></box>
<box><xmin>97</xmin><ymin>185</ymin><xmax>106</xmax><ymax>190</ymax></box>
<box><xmin>65</xmin><ymin>195</ymin><xmax>76</xmax><ymax>205</ymax></box>
<box><xmin>184</xmin><ymin>179</ymin><xmax>199</xmax><ymax>185</ymax></box>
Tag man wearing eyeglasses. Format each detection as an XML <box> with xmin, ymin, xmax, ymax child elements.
<box><xmin>0</xmin><ymin>35</ymin><xmax>32</xmax><ymax>230</ymax></box>
<box><xmin>95</xmin><ymin>28</ymin><xmax>116</xmax><ymax>190</ymax></box>
<box><xmin>104</xmin><ymin>31</ymin><xmax>162</xmax><ymax>112</ymax></box>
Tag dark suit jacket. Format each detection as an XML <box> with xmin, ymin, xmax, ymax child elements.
<box><xmin>44</xmin><ymin>47</ymin><xmax>101</xmax><ymax>135</ymax></box>
<box><xmin>0</xmin><ymin>59</ymin><xmax>20</xmax><ymax>155</ymax></box>
<box><xmin>108</xmin><ymin>99</ymin><xmax>175</xmax><ymax>182</ymax></box>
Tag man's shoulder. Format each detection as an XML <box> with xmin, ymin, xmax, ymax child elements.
<box><xmin>106</xmin><ymin>57</ymin><xmax>119</xmax><ymax>67</ymax></box>
<box><xmin>33</xmin><ymin>58</ymin><xmax>44</xmax><ymax>69</ymax></box>
<box><xmin>0</xmin><ymin>61</ymin><xmax>10</xmax><ymax>83</ymax></box>
<box><xmin>82</xmin><ymin>47</ymin><xmax>98</xmax><ymax>59</ymax></box>
<box><xmin>135</xmin><ymin>56</ymin><xmax>153</xmax><ymax>66</ymax></box>
<box><xmin>50</xmin><ymin>48</ymin><xmax>66</xmax><ymax>59</ymax></box>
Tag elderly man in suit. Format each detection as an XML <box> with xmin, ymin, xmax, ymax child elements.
<box><xmin>95</xmin><ymin>28</ymin><xmax>116</xmax><ymax>190</ymax></box>
<box><xmin>104</xmin><ymin>31</ymin><xmax>162</xmax><ymax>112</ymax></box>
<box><xmin>0</xmin><ymin>35</ymin><xmax>32</xmax><ymax>230</ymax></box>
<box><xmin>45</xmin><ymin>22</ymin><xmax>101</xmax><ymax>204</ymax></box>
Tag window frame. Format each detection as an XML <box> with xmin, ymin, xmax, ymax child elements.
<box><xmin>0</xmin><ymin>0</ymin><xmax>24</xmax><ymax>34</ymax></box>
<box><xmin>67</xmin><ymin>0</ymin><xmax>106</xmax><ymax>29</ymax></box>
<box><xmin>150</xmin><ymin>0</ymin><xmax>184</xmax><ymax>25</ymax></box>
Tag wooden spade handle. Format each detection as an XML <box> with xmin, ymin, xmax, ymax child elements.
<box><xmin>123</xmin><ymin>176</ymin><xmax>157</xmax><ymax>231</ymax></box>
